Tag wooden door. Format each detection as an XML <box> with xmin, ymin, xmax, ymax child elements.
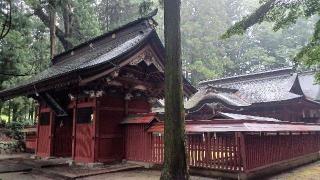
<box><xmin>53</xmin><ymin>112</ymin><xmax>73</xmax><ymax>157</ymax></box>
<box><xmin>74</xmin><ymin>107</ymin><xmax>93</xmax><ymax>162</ymax></box>
<box><xmin>97</xmin><ymin>110</ymin><xmax>124</xmax><ymax>162</ymax></box>
<box><xmin>37</xmin><ymin>112</ymin><xmax>51</xmax><ymax>157</ymax></box>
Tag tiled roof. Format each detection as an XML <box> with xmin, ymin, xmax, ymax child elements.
<box><xmin>0</xmin><ymin>20</ymin><xmax>153</xmax><ymax>99</ymax></box>
<box><xmin>217</xmin><ymin>112</ymin><xmax>281</xmax><ymax>122</ymax></box>
<box><xmin>185</xmin><ymin>88</ymin><xmax>250</xmax><ymax>110</ymax></box>
<box><xmin>198</xmin><ymin>68</ymin><xmax>302</xmax><ymax>104</ymax></box>
<box><xmin>185</xmin><ymin>68</ymin><xmax>307</xmax><ymax>111</ymax></box>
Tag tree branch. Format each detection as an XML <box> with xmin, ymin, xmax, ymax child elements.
<box><xmin>221</xmin><ymin>0</ymin><xmax>277</xmax><ymax>39</ymax></box>
<box><xmin>33</xmin><ymin>6</ymin><xmax>74</xmax><ymax>50</ymax></box>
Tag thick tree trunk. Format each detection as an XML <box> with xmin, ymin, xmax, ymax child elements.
<box><xmin>49</xmin><ymin>0</ymin><xmax>56</xmax><ymax>59</ymax></box>
<box><xmin>160</xmin><ymin>0</ymin><xmax>189</xmax><ymax>179</ymax></box>
<box><xmin>33</xmin><ymin>6</ymin><xmax>74</xmax><ymax>50</ymax></box>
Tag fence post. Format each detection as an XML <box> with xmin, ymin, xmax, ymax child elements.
<box><xmin>237</xmin><ymin>132</ymin><xmax>247</xmax><ymax>172</ymax></box>
<box><xmin>205</xmin><ymin>132</ymin><xmax>211</xmax><ymax>168</ymax></box>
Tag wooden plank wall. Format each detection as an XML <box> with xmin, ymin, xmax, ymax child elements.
<box><xmin>125</xmin><ymin>124</ymin><xmax>152</xmax><ymax>162</ymax></box>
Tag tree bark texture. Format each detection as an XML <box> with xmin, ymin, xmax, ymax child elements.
<box><xmin>49</xmin><ymin>0</ymin><xmax>56</xmax><ymax>59</ymax></box>
<box><xmin>33</xmin><ymin>6</ymin><xmax>74</xmax><ymax>50</ymax></box>
<box><xmin>160</xmin><ymin>0</ymin><xmax>189</xmax><ymax>179</ymax></box>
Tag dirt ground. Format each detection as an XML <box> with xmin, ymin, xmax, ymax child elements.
<box><xmin>266</xmin><ymin>161</ymin><xmax>320</xmax><ymax>180</ymax></box>
<box><xmin>80</xmin><ymin>170</ymin><xmax>214</xmax><ymax>180</ymax></box>
<box><xmin>0</xmin><ymin>160</ymin><xmax>319</xmax><ymax>180</ymax></box>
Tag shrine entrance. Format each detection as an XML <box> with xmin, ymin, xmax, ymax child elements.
<box><xmin>53</xmin><ymin>111</ymin><xmax>73</xmax><ymax>157</ymax></box>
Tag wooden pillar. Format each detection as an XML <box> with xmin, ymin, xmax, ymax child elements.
<box><xmin>49</xmin><ymin>110</ymin><xmax>55</xmax><ymax>157</ymax></box>
<box><xmin>205</xmin><ymin>132</ymin><xmax>211</xmax><ymax>168</ymax></box>
<box><xmin>92</xmin><ymin>97</ymin><xmax>99</xmax><ymax>162</ymax></box>
<box><xmin>72</xmin><ymin>97</ymin><xmax>78</xmax><ymax>160</ymax></box>
<box><xmin>237</xmin><ymin>132</ymin><xmax>247</xmax><ymax>172</ymax></box>
<box><xmin>91</xmin><ymin>97</ymin><xmax>97</xmax><ymax>162</ymax></box>
<box><xmin>35</xmin><ymin>103</ymin><xmax>40</xmax><ymax>155</ymax></box>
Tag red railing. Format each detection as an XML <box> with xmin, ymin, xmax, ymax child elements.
<box><xmin>150</xmin><ymin>134</ymin><xmax>242</xmax><ymax>171</ymax></box>
<box><xmin>243</xmin><ymin>133</ymin><xmax>320</xmax><ymax>171</ymax></box>
<box><xmin>125</xmin><ymin>129</ymin><xmax>320</xmax><ymax>173</ymax></box>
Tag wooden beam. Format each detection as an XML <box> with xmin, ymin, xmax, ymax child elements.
<box><xmin>115</xmin><ymin>76</ymin><xmax>164</xmax><ymax>90</ymax></box>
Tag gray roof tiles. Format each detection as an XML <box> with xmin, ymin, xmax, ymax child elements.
<box><xmin>187</xmin><ymin>69</ymin><xmax>306</xmax><ymax>111</ymax></box>
<box><xmin>198</xmin><ymin>70</ymin><xmax>302</xmax><ymax>104</ymax></box>
<box><xmin>0</xmin><ymin>22</ymin><xmax>152</xmax><ymax>98</ymax></box>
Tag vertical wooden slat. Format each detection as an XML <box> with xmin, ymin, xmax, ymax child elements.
<box><xmin>35</xmin><ymin>104</ymin><xmax>40</xmax><ymax>155</ymax></box>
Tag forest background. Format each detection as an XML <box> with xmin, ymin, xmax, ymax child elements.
<box><xmin>0</xmin><ymin>0</ymin><xmax>316</xmax><ymax>124</ymax></box>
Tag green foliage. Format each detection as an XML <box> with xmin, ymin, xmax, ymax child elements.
<box><xmin>4</xmin><ymin>120</ymin><xmax>30</xmax><ymax>140</ymax></box>
<box><xmin>223</xmin><ymin>0</ymin><xmax>320</xmax><ymax>74</ymax></box>
<box><xmin>0</xmin><ymin>0</ymin><xmax>317</xmax><ymax>122</ymax></box>
<box><xmin>70</xmin><ymin>0</ymin><xmax>102</xmax><ymax>43</ymax></box>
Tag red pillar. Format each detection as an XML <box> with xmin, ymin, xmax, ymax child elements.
<box><xmin>48</xmin><ymin>111</ymin><xmax>55</xmax><ymax>157</ymax></box>
<box><xmin>35</xmin><ymin>103</ymin><xmax>40</xmax><ymax>155</ymax></box>
<box><xmin>237</xmin><ymin>132</ymin><xmax>247</xmax><ymax>172</ymax></box>
<box><xmin>91</xmin><ymin>97</ymin><xmax>98</xmax><ymax>162</ymax></box>
<box><xmin>72</xmin><ymin>99</ymin><xmax>77</xmax><ymax>160</ymax></box>
<box><xmin>92</xmin><ymin>97</ymin><xmax>100</xmax><ymax>162</ymax></box>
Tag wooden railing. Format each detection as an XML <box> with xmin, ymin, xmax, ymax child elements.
<box><xmin>125</xmin><ymin>129</ymin><xmax>320</xmax><ymax>173</ymax></box>
<box><xmin>151</xmin><ymin>134</ymin><xmax>243</xmax><ymax>172</ymax></box>
<box><xmin>243</xmin><ymin>133</ymin><xmax>320</xmax><ymax>171</ymax></box>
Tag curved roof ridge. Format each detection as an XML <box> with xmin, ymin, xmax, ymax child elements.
<box><xmin>199</xmin><ymin>67</ymin><xmax>294</xmax><ymax>86</ymax></box>
<box><xmin>52</xmin><ymin>9</ymin><xmax>158</xmax><ymax>64</ymax></box>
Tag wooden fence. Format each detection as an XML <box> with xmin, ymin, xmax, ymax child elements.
<box><xmin>151</xmin><ymin>134</ymin><xmax>242</xmax><ymax>171</ymax></box>
<box><xmin>243</xmin><ymin>133</ymin><xmax>320</xmax><ymax>171</ymax></box>
<box><xmin>125</xmin><ymin>127</ymin><xmax>320</xmax><ymax>173</ymax></box>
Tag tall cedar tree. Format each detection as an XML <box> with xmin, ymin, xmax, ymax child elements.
<box><xmin>160</xmin><ymin>0</ymin><xmax>189</xmax><ymax>179</ymax></box>
<box><xmin>49</xmin><ymin>0</ymin><xmax>56</xmax><ymax>59</ymax></box>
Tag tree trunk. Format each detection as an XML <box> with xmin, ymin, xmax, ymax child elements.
<box><xmin>160</xmin><ymin>0</ymin><xmax>189</xmax><ymax>179</ymax></box>
<box><xmin>62</xmin><ymin>1</ymin><xmax>73</xmax><ymax>50</ymax></box>
<box><xmin>49</xmin><ymin>0</ymin><xmax>57</xmax><ymax>59</ymax></box>
<box><xmin>33</xmin><ymin>6</ymin><xmax>74</xmax><ymax>50</ymax></box>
